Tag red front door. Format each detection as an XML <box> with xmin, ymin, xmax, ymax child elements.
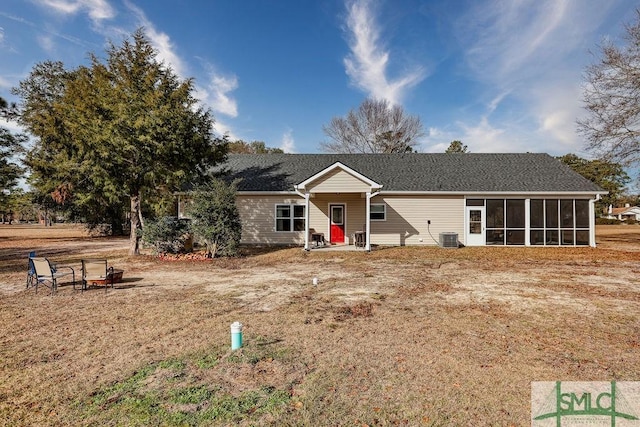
<box><xmin>330</xmin><ymin>205</ymin><xmax>345</xmax><ymax>243</ymax></box>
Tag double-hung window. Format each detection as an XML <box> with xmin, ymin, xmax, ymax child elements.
<box><xmin>370</xmin><ymin>204</ymin><xmax>386</xmax><ymax>221</ymax></box>
<box><xmin>276</xmin><ymin>204</ymin><xmax>305</xmax><ymax>232</ymax></box>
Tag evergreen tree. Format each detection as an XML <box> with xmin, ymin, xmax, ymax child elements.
<box><xmin>14</xmin><ymin>29</ymin><xmax>227</xmax><ymax>253</ymax></box>
<box><xmin>0</xmin><ymin>96</ymin><xmax>25</xmax><ymax>222</ymax></box>
<box><xmin>187</xmin><ymin>179</ymin><xmax>242</xmax><ymax>258</ymax></box>
<box><xmin>558</xmin><ymin>153</ymin><xmax>630</xmax><ymax>212</ymax></box>
<box><xmin>445</xmin><ymin>140</ymin><xmax>469</xmax><ymax>153</ymax></box>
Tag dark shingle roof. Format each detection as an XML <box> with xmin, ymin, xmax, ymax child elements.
<box><xmin>214</xmin><ymin>153</ymin><xmax>604</xmax><ymax>193</ymax></box>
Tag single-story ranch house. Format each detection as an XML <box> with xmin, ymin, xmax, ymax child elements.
<box><xmin>605</xmin><ymin>204</ymin><xmax>640</xmax><ymax>222</ymax></box>
<box><xmin>178</xmin><ymin>153</ymin><xmax>606</xmax><ymax>250</ymax></box>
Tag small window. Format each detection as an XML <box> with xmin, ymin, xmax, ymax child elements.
<box><xmin>276</xmin><ymin>205</ymin><xmax>291</xmax><ymax>232</ymax></box>
<box><xmin>293</xmin><ymin>205</ymin><xmax>306</xmax><ymax>231</ymax></box>
<box><xmin>276</xmin><ymin>204</ymin><xmax>305</xmax><ymax>232</ymax></box>
<box><xmin>370</xmin><ymin>204</ymin><xmax>386</xmax><ymax>221</ymax></box>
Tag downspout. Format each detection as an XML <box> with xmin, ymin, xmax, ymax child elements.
<box><xmin>365</xmin><ymin>190</ymin><xmax>381</xmax><ymax>251</ymax></box>
<box><xmin>294</xmin><ymin>187</ymin><xmax>311</xmax><ymax>251</ymax></box>
<box><xmin>589</xmin><ymin>194</ymin><xmax>601</xmax><ymax>248</ymax></box>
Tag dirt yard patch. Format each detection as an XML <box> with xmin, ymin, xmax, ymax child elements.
<box><xmin>0</xmin><ymin>224</ymin><xmax>639</xmax><ymax>425</ymax></box>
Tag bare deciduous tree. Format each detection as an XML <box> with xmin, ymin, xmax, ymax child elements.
<box><xmin>578</xmin><ymin>9</ymin><xmax>640</xmax><ymax>166</ymax></box>
<box><xmin>321</xmin><ymin>98</ymin><xmax>424</xmax><ymax>153</ymax></box>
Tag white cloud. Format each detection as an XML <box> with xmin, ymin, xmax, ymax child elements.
<box><xmin>29</xmin><ymin>1</ymin><xmax>241</xmax><ymax>134</ymax></box>
<box><xmin>530</xmin><ymin>82</ymin><xmax>584</xmax><ymax>150</ymax></box>
<box><xmin>123</xmin><ymin>2</ymin><xmax>239</xmax><ymax>120</ymax></box>
<box><xmin>211</xmin><ymin>119</ymin><xmax>238</xmax><ymax>140</ymax></box>
<box><xmin>422</xmin><ymin>118</ymin><xmax>527</xmax><ymax>154</ymax></box>
<box><xmin>35</xmin><ymin>0</ymin><xmax>115</xmax><ymax>24</ymax></box>
<box><xmin>343</xmin><ymin>0</ymin><xmax>426</xmax><ymax>105</ymax></box>
<box><xmin>421</xmin><ymin>127</ymin><xmax>451</xmax><ymax>152</ymax></box>
<box><xmin>145</xmin><ymin>26</ymin><xmax>185</xmax><ymax>75</ymax></box>
<box><xmin>192</xmin><ymin>63</ymin><xmax>239</xmax><ymax>118</ymax></box>
<box><xmin>457</xmin><ymin>118</ymin><xmax>510</xmax><ymax>152</ymax></box>
<box><xmin>453</xmin><ymin>0</ymin><xmax>625</xmax><ymax>154</ymax></box>
<box><xmin>206</xmin><ymin>72</ymin><xmax>238</xmax><ymax>117</ymax></box>
<box><xmin>0</xmin><ymin>76</ymin><xmax>11</xmax><ymax>89</ymax></box>
<box><xmin>123</xmin><ymin>1</ymin><xmax>186</xmax><ymax>77</ymax></box>
<box><xmin>423</xmin><ymin>113</ymin><xmax>582</xmax><ymax>156</ymax></box>
<box><xmin>0</xmin><ymin>12</ymin><xmax>93</xmax><ymax>51</ymax></box>
<box><xmin>487</xmin><ymin>91</ymin><xmax>510</xmax><ymax>116</ymax></box>
<box><xmin>540</xmin><ymin>111</ymin><xmax>574</xmax><ymax>145</ymax></box>
<box><xmin>461</xmin><ymin>1</ymin><xmax>572</xmax><ymax>83</ymax></box>
<box><xmin>280</xmin><ymin>128</ymin><xmax>296</xmax><ymax>153</ymax></box>
<box><xmin>0</xmin><ymin>117</ymin><xmax>27</xmax><ymax>137</ymax></box>
<box><xmin>37</xmin><ymin>34</ymin><xmax>55</xmax><ymax>53</ymax></box>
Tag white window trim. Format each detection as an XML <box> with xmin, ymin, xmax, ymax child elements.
<box><xmin>275</xmin><ymin>204</ymin><xmax>305</xmax><ymax>232</ymax></box>
<box><xmin>370</xmin><ymin>203</ymin><xmax>386</xmax><ymax>221</ymax></box>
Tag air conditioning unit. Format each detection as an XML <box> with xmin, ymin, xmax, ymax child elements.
<box><xmin>439</xmin><ymin>232</ymin><xmax>459</xmax><ymax>248</ymax></box>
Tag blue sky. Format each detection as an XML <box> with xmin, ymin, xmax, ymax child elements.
<box><xmin>0</xmin><ymin>0</ymin><xmax>636</xmax><ymax>156</ymax></box>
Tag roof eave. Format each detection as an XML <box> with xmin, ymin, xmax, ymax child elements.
<box><xmin>377</xmin><ymin>190</ymin><xmax>608</xmax><ymax>196</ymax></box>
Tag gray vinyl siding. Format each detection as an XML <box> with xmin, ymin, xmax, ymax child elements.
<box><xmin>236</xmin><ymin>194</ymin><xmax>465</xmax><ymax>246</ymax></box>
<box><xmin>309</xmin><ymin>194</ymin><xmax>366</xmax><ymax>245</ymax></box>
<box><xmin>306</xmin><ymin>169</ymin><xmax>372</xmax><ymax>193</ymax></box>
<box><xmin>236</xmin><ymin>195</ymin><xmax>305</xmax><ymax>245</ymax></box>
<box><xmin>311</xmin><ymin>194</ymin><xmax>464</xmax><ymax>246</ymax></box>
<box><xmin>369</xmin><ymin>195</ymin><xmax>465</xmax><ymax>246</ymax></box>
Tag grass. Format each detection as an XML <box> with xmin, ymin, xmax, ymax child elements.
<box><xmin>78</xmin><ymin>339</ymin><xmax>297</xmax><ymax>426</ymax></box>
<box><xmin>0</xmin><ymin>224</ymin><xmax>639</xmax><ymax>425</ymax></box>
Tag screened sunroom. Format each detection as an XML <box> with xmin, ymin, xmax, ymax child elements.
<box><xmin>465</xmin><ymin>198</ymin><xmax>593</xmax><ymax>246</ymax></box>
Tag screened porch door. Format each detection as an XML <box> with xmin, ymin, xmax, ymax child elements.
<box><xmin>465</xmin><ymin>206</ymin><xmax>485</xmax><ymax>246</ymax></box>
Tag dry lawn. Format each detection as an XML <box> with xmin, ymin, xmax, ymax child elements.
<box><xmin>0</xmin><ymin>224</ymin><xmax>639</xmax><ymax>426</ymax></box>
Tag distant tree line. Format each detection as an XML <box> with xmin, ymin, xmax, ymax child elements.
<box><xmin>228</xmin><ymin>140</ymin><xmax>283</xmax><ymax>154</ymax></box>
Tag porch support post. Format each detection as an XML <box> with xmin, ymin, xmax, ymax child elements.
<box><xmin>304</xmin><ymin>193</ymin><xmax>310</xmax><ymax>250</ymax></box>
<box><xmin>295</xmin><ymin>187</ymin><xmax>311</xmax><ymax>250</ymax></box>
<box><xmin>365</xmin><ymin>191</ymin><xmax>380</xmax><ymax>251</ymax></box>
<box><xmin>589</xmin><ymin>194</ymin><xmax>599</xmax><ymax>248</ymax></box>
<box><xmin>524</xmin><ymin>198</ymin><xmax>531</xmax><ymax>246</ymax></box>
